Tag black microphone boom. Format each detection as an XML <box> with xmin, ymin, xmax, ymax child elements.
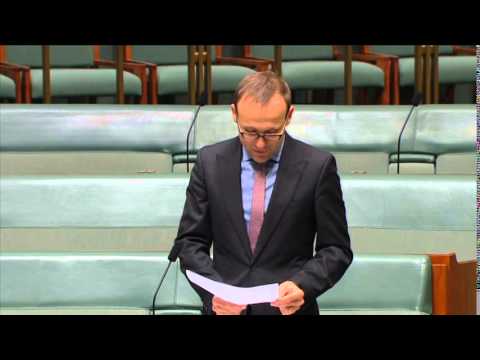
<box><xmin>396</xmin><ymin>93</ymin><xmax>423</xmax><ymax>174</ymax></box>
<box><xmin>186</xmin><ymin>48</ymin><xmax>210</xmax><ymax>173</ymax></box>
<box><xmin>151</xmin><ymin>241</ymin><xmax>183</xmax><ymax>315</ymax></box>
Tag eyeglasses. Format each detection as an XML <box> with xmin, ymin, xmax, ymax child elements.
<box><xmin>236</xmin><ymin>117</ymin><xmax>288</xmax><ymax>142</ymax></box>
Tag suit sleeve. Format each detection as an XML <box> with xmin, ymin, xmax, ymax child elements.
<box><xmin>289</xmin><ymin>154</ymin><xmax>353</xmax><ymax>303</ymax></box>
<box><xmin>175</xmin><ymin>147</ymin><xmax>223</xmax><ymax>313</ymax></box>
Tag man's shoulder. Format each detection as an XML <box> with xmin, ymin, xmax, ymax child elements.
<box><xmin>287</xmin><ymin>134</ymin><xmax>334</xmax><ymax>164</ymax></box>
<box><xmin>197</xmin><ymin>137</ymin><xmax>239</xmax><ymax>159</ymax></box>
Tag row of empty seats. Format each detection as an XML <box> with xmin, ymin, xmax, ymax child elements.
<box><xmin>0</xmin><ymin>45</ymin><xmax>476</xmax><ymax>105</ymax></box>
<box><xmin>1</xmin><ymin>104</ymin><xmax>475</xmax><ymax>175</ymax></box>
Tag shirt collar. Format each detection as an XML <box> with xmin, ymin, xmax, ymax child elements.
<box><xmin>241</xmin><ymin>134</ymin><xmax>286</xmax><ymax>164</ymax></box>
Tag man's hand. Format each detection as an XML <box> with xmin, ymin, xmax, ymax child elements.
<box><xmin>212</xmin><ymin>296</ymin><xmax>246</xmax><ymax>315</ymax></box>
<box><xmin>270</xmin><ymin>281</ymin><xmax>305</xmax><ymax>315</ymax></box>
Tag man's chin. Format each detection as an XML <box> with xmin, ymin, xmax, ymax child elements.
<box><xmin>252</xmin><ymin>156</ymin><xmax>269</xmax><ymax>164</ymax></box>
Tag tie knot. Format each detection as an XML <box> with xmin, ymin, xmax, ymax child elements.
<box><xmin>251</xmin><ymin>160</ymin><xmax>272</xmax><ymax>174</ymax></box>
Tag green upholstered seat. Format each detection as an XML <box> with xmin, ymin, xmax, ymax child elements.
<box><xmin>282</xmin><ymin>61</ymin><xmax>384</xmax><ymax>89</ymax></box>
<box><xmin>29</xmin><ymin>68</ymin><xmax>142</xmax><ymax>98</ymax></box>
<box><xmin>398</xmin><ymin>57</ymin><xmax>476</xmax><ymax>87</ymax></box>
<box><xmin>5</xmin><ymin>45</ymin><xmax>143</xmax><ymax>100</ymax></box>
<box><xmin>0</xmin><ymin>174</ymin><xmax>189</xmax><ymax>252</ymax></box>
<box><xmin>0</xmin><ymin>104</ymin><xmax>197</xmax><ymax>175</ymax></box>
<box><xmin>130</xmin><ymin>46</ymin><xmax>255</xmax><ymax>98</ymax></box>
<box><xmin>370</xmin><ymin>46</ymin><xmax>475</xmax><ymax>87</ymax></box>
<box><xmin>0</xmin><ymin>252</ymin><xmax>202</xmax><ymax>314</ymax></box>
<box><xmin>317</xmin><ymin>254</ymin><xmax>432</xmax><ymax>315</ymax></box>
<box><xmin>0</xmin><ymin>174</ymin><xmax>475</xmax><ymax>261</ymax></box>
<box><xmin>341</xmin><ymin>175</ymin><xmax>476</xmax><ymax>261</ymax></box>
<box><xmin>0</xmin><ymin>252</ymin><xmax>431</xmax><ymax>315</ymax></box>
<box><xmin>1</xmin><ymin>104</ymin><xmax>474</xmax><ymax>176</ymax></box>
<box><xmin>251</xmin><ymin>45</ymin><xmax>385</xmax><ymax>90</ymax></box>
<box><xmin>0</xmin><ymin>74</ymin><xmax>16</xmax><ymax>99</ymax></box>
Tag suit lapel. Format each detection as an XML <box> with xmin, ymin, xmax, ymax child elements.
<box><xmin>217</xmin><ymin>138</ymin><xmax>252</xmax><ymax>260</ymax></box>
<box><xmin>252</xmin><ymin>134</ymin><xmax>308</xmax><ymax>263</ymax></box>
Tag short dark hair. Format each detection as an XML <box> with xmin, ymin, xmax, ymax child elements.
<box><xmin>233</xmin><ymin>71</ymin><xmax>292</xmax><ymax>111</ymax></box>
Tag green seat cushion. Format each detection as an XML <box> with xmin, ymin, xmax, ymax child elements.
<box><xmin>0</xmin><ymin>175</ymin><xmax>190</xmax><ymax>228</ymax></box>
<box><xmin>341</xmin><ymin>174</ymin><xmax>476</xmax><ymax>261</ymax></box>
<box><xmin>438</xmin><ymin>56</ymin><xmax>476</xmax><ymax>84</ymax></box>
<box><xmin>29</xmin><ymin>69</ymin><xmax>142</xmax><ymax>99</ymax></box>
<box><xmin>399</xmin><ymin>57</ymin><xmax>476</xmax><ymax>86</ymax></box>
<box><xmin>0</xmin><ymin>74</ymin><xmax>16</xmax><ymax>99</ymax></box>
<box><xmin>156</xmin><ymin>65</ymin><xmax>189</xmax><ymax>96</ymax></box>
<box><xmin>282</xmin><ymin>61</ymin><xmax>384</xmax><ymax>89</ymax></box>
<box><xmin>414</xmin><ymin>105</ymin><xmax>475</xmax><ymax>155</ymax></box>
<box><xmin>211</xmin><ymin>65</ymin><xmax>256</xmax><ymax>92</ymax></box>
<box><xmin>317</xmin><ymin>254</ymin><xmax>432</xmax><ymax>314</ymax></box>
<box><xmin>0</xmin><ymin>252</ymin><xmax>202</xmax><ymax>311</ymax></box>
<box><xmin>0</xmin><ymin>104</ymin><xmax>196</xmax><ymax>154</ymax></box>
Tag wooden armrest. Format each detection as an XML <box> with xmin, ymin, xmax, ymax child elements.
<box><xmin>216</xmin><ymin>56</ymin><xmax>273</xmax><ymax>71</ymax></box>
<box><xmin>122</xmin><ymin>59</ymin><xmax>158</xmax><ymax>68</ymax></box>
<box><xmin>94</xmin><ymin>59</ymin><xmax>148</xmax><ymax>72</ymax></box>
<box><xmin>452</xmin><ymin>46</ymin><xmax>475</xmax><ymax>56</ymax></box>
<box><xmin>0</xmin><ymin>62</ymin><xmax>29</xmax><ymax>80</ymax></box>
<box><xmin>351</xmin><ymin>53</ymin><xmax>398</xmax><ymax>62</ymax></box>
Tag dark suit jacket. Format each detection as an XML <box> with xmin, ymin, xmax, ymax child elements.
<box><xmin>175</xmin><ymin>133</ymin><xmax>353</xmax><ymax>315</ymax></box>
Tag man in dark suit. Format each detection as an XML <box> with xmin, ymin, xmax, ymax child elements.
<box><xmin>175</xmin><ymin>71</ymin><xmax>352</xmax><ymax>315</ymax></box>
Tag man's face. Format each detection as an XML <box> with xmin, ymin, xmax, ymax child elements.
<box><xmin>231</xmin><ymin>93</ymin><xmax>294</xmax><ymax>164</ymax></box>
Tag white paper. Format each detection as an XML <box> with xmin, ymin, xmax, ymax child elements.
<box><xmin>186</xmin><ymin>270</ymin><xmax>279</xmax><ymax>305</ymax></box>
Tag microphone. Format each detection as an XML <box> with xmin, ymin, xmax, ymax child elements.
<box><xmin>150</xmin><ymin>241</ymin><xmax>183</xmax><ymax>315</ymax></box>
<box><xmin>186</xmin><ymin>47</ymin><xmax>210</xmax><ymax>172</ymax></box>
<box><xmin>396</xmin><ymin>92</ymin><xmax>423</xmax><ymax>174</ymax></box>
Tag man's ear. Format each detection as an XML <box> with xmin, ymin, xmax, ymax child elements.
<box><xmin>286</xmin><ymin>105</ymin><xmax>295</xmax><ymax>126</ymax></box>
<box><xmin>231</xmin><ymin>104</ymin><xmax>237</xmax><ymax>123</ymax></box>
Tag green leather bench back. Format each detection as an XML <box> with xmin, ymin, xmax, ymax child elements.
<box><xmin>251</xmin><ymin>45</ymin><xmax>335</xmax><ymax>61</ymax></box>
<box><xmin>1</xmin><ymin>104</ymin><xmax>474</xmax><ymax>175</ymax></box>
<box><xmin>317</xmin><ymin>254</ymin><xmax>432</xmax><ymax>314</ymax></box>
<box><xmin>0</xmin><ymin>252</ymin><xmax>202</xmax><ymax>314</ymax></box>
<box><xmin>0</xmin><ymin>174</ymin><xmax>189</xmax><ymax>252</ymax></box>
<box><xmin>6</xmin><ymin>46</ymin><xmax>95</xmax><ymax>68</ymax></box>
<box><xmin>0</xmin><ymin>174</ymin><xmax>475</xmax><ymax>261</ymax></box>
<box><xmin>0</xmin><ymin>104</ymin><xmax>196</xmax><ymax>175</ymax></box>
<box><xmin>0</xmin><ymin>253</ymin><xmax>432</xmax><ymax>315</ymax></box>
<box><xmin>370</xmin><ymin>45</ymin><xmax>454</xmax><ymax>57</ymax></box>
<box><xmin>341</xmin><ymin>175</ymin><xmax>476</xmax><ymax>261</ymax></box>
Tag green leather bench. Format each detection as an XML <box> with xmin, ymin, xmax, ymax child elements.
<box><xmin>0</xmin><ymin>104</ymin><xmax>196</xmax><ymax>175</ymax></box>
<box><xmin>0</xmin><ymin>253</ymin><xmax>432</xmax><ymax>315</ymax></box>
<box><xmin>0</xmin><ymin>174</ymin><xmax>475</xmax><ymax>263</ymax></box>
<box><xmin>0</xmin><ymin>174</ymin><xmax>190</xmax><ymax>252</ymax></box>
<box><xmin>1</xmin><ymin>104</ymin><xmax>475</xmax><ymax>176</ymax></box>
<box><xmin>180</xmin><ymin>104</ymin><xmax>475</xmax><ymax>175</ymax></box>
<box><xmin>0</xmin><ymin>174</ymin><xmax>475</xmax><ymax>313</ymax></box>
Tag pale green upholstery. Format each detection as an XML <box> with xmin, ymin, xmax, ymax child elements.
<box><xmin>0</xmin><ymin>174</ymin><xmax>474</xmax><ymax>261</ymax></box>
<box><xmin>6</xmin><ymin>45</ymin><xmax>143</xmax><ymax>100</ymax></box>
<box><xmin>28</xmin><ymin>69</ymin><xmax>142</xmax><ymax>98</ymax></box>
<box><xmin>0</xmin><ymin>253</ymin><xmax>432</xmax><ymax>315</ymax></box>
<box><xmin>0</xmin><ymin>74</ymin><xmax>16</xmax><ymax>99</ymax></box>
<box><xmin>342</xmin><ymin>175</ymin><xmax>476</xmax><ymax>261</ymax></box>
<box><xmin>370</xmin><ymin>46</ymin><xmax>475</xmax><ymax>88</ymax></box>
<box><xmin>0</xmin><ymin>252</ymin><xmax>202</xmax><ymax>315</ymax></box>
<box><xmin>1</xmin><ymin>104</ymin><xmax>474</xmax><ymax>176</ymax></box>
<box><xmin>0</xmin><ymin>174</ymin><xmax>189</xmax><ymax>252</ymax></box>
<box><xmin>130</xmin><ymin>46</ymin><xmax>255</xmax><ymax>98</ymax></box>
<box><xmin>182</xmin><ymin>104</ymin><xmax>475</xmax><ymax>175</ymax></box>
<box><xmin>317</xmin><ymin>254</ymin><xmax>432</xmax><ymax>315</ymax></box>
<box><xmin>0</xmin><ymin>104</ymin><xmax>197</xmax><ymax>175</ymax></box>
<box><xmin>251</xmin><ymin>45</ymin><xmax>385</xmax><ymax>89</ymax></box>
